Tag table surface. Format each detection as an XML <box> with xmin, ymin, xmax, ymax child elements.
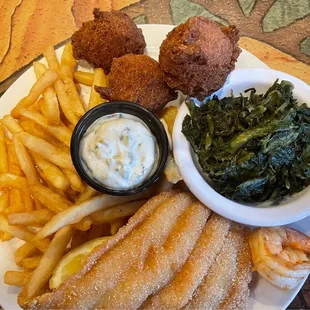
<box><xmin>0</xmin><ymin>0</ymin><xmax>309</xmax><ymax>309</ymax></box>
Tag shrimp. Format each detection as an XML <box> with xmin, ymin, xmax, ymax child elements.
<box><xmin>249</xmin><ymin>227</ymin><xmax>310</xmax><ymax>290</ymax></box>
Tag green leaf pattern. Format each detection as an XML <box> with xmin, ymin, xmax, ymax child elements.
<box><xmin>238</xmin><ymin>0</ymin><xmax>256</xmax><ymax>17</ymax></box>
<box><xmin>170</xmin><ymin>0</ymin><xmax>228</xmax><ymax>25</ymax></box>
<box><xmin>300</xmin><ymin>37</ymin><xmax>310</xmax><ymax>56</ymax></box>
<box><xmin>263</xmin><ymin>0</ymin><xmax>310</xmax><ymax>32</ymax></box>
<box><xmin>134</xmin><ymin>15</ymin><xmax>148</xmax><ymax>24</ymax></box>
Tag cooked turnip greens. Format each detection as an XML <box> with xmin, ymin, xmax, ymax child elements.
<box><xmin>182</xmin><ymin>80</ymin><xmax>310</xmax><ymax>203</ymax></box>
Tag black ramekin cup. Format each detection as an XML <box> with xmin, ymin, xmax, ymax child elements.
<box><xmin>71</xmin><ymin>101</ymin><xmax>169</xmax><ymax>196</ymax></box>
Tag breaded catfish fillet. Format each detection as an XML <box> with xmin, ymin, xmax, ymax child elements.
<box><xmin>24</xmin><ymin>192</ymin><xmax>252</xmax><ymax>310</ymax></box>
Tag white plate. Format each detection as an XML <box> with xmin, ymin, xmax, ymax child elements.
<box><xmin>0</xmin><ymin>24</ymin><xmax>307</xmax><ymax>310</ymax></box>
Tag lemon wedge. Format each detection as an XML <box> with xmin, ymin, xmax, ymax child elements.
<box><xmin>49</xmin><ymin>236</ymin><xmax>110</xmax><ymax>289</ymax></box>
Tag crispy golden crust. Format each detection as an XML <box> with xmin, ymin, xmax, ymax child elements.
<box><xmin>25</xmin><ymin>193</ymin><xmax>252</xmax><ymax>310</ymax></box>
<box><xmin>96</xmin><ymin>201</ymin><xmax>210</xmax><ymax>309</ymax></box>
<box><xmin>219</xmin><ymin>225</ymin><xmax>252</xmax><ymax>310</ymax></box>
<box><xmin>159</xmin><ymin>16</ymin><xmax>241</xmax><ymax>100</ymax></box>
<box><xmin>142</xmin><ymin>214</ymin><xmax>231</xmax><ymax>309</ymax></box>
<box><xmin>71</xmin><ymin>9</ymin><xmax>146</xmax><ymax>73</ymax></box>
<box><xmin>185</xmin><ymin>224</ymin><xmax>251</xmax><ymax>310</ymax></box>
<box><xmin>26</xmin><ymin>192</ymin><xmax>196</xmax><ymax>309</ymax></box>
<box><xmin>95</xmin><ymin>54</ymin><xmax>177</xmax><ymax>112</ymax></box>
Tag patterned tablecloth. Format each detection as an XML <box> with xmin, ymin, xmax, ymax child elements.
<box><xmin>0</xmin><ymin>0</ymin><xmax>309</xmax><ymax>309</ymax></box>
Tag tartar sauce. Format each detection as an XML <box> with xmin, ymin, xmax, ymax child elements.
<box><xmin>80</xmin><ymin>113</ymin><xmax>157</xmax><ymax>190</ymax></box>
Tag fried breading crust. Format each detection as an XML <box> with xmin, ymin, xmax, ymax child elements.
<box><xmin>95</xmin><ymin>54</ymin><xmax>177</xmax><ymax>112</ymax></box>
<box><xmin>159</xmin><ymin>17</ymin><xmax>241</xmax><ymax>100</ymax></box>
<box><xmin>71</xmin><ymin>9</ymin><xmax>146</xmax><ymax>73</ymax></box>
<box><xmin>25</xmin><ymin>192</ymin><xmax>252</xmax><ymax>310</ymax></box>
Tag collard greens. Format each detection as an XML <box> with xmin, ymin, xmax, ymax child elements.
<box><xmin>182</xmin><ymin>80</ymin><xmax>310</xmax><ymax>203</ymax></box>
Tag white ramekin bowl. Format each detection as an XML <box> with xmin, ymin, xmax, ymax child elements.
<box><xmin>173</xmin><ymin>68</ymin><xmax>310</xmax><ymax>226</ymax></box>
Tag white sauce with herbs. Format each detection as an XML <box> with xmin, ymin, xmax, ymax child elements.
<box><xmin>80</xmin><ymin>113</ymin><xmax>157</xmax><ymax>190</ymax></box>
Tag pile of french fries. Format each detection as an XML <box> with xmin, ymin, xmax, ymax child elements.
<box><xmin>0</xmin><ymin>44</ymin><xmax>153</xmax><ymax>303</ymax></box>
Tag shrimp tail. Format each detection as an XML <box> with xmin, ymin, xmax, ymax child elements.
<box><xmin>285</xmin><ymin>228</ymin><xmax>310</xmax><ymax>254</ymax></box>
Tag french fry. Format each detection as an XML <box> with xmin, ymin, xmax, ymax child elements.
<box><xmin>67</xmin><ymin>123</ymin><xmax>75</xmax><ymax>131</ymax></box>
<box><xmin>18</xmin><ymin>132</ymin><xmax>74</xmax><ymax>170</ymax></box>
<box><xmin>8</xmin><ymin>209</ymin><xmax>54</xmax><ymax>227</ymax></box>
<box><xmin>1</xmin><ymin>115</ymin><xmax>23</xmax><ymax>134</ymax></box>
<box><xmin>43</xmin><ymin>45</ymin><xmax>61</xmax><ymax>74</ymax></box>
<box><xmin>73</xmin><ymin>216</ymin><xmax>92</xmax><ymax>231</ymax></box>
<box><xmin>33</xmin><ymin>61</ymin><xmax>46</xmax><ymax>78</ymax></box>
<box><xmin>42</xmin><ymin>87</ymin><xmax>61</xmax><ymax>124</ymax></box>
<box><xmin>0</xmin><ymin>174</ymin><xmax>32</xmax><ymax>212</ymax></box>
<box><xmin>41</xmin><ymin>177</ymin><xmax>68</xmax><ymax>199</ymax></box>
<box><xmin>63</xmin><ymin>77</ymin><xmax>85</xmax><ymax>117</ymax></box>
<box><xmin>0</xmin><ymin>231</ymin><xmax>13</xmax><ymax>241</ymax></box>
<box><xmin>76</xmin><ymin>185</ymin><xmax>99</xmax><ymax>204</ymax></box>
<box><xmin>34</xmin><ymin>190</ymin><xmax>152</xmax><ymax>240</ymax></box>
<box><xmin>54</xmin><ymin>79</ymin><xmax>80</xmax><ymax>125</ymax></box>
<box><xmin>62</xmin><ymin>168</ymin><xmax>84</xmax><ymax>192</ymax></box>
<box><xmin>11</xmin><ymin>69</ymin><xmax>59</xmax><ymax>117</ymax></box>
<box><xmin>4</xmin><ymin>270</ymin><xmax>30</xmax><ymax>287</ymax></box>
<box><xmin>160</xmin><ymin>106</ymin><xmax>178</xmax><ymax>136</ymax></box>
<box><xmin>0</xmin><ymin>191</ymin><xmax>9</xmax><ymax>212</ymax></box>
<box><xmin>75</xmin><ymin>83</ymin><xmax>81</xmax><ymax>92</ymax></box>
<box><xmin>20</xmin><ymin>255</ymin><xmax>42</xmax><ymax>270</ymax></box>
<box><xmin>12</xmin><ymin>134</ymin><xmax>40</xmax><ymax>185</ymax></box>
<box><xmin>9</xmin><ymin>137</ymin><xmax>35</xmax><ymax>210</ymax></box>
<box><xmin>24</xmin><ymin>226</ymin><xmax>74</xmax><ymax>299</ymax></box>
<box><xmin>15</xmin><ymin>242</ymin><xmax>38</xmax><ymax>265</ymax></box>
<box><xmin>0</xmin><ymin>214</ymin><xmax>50</xmax><ymax>252</ymax></box>
<box><xmin>19</xmin><ymin>110</ymin><xmax>71</xmax><ymax>147</ymax></box>
<box><xmin>34</xmin><ymin>199</ymin><xmax>44</xmax><ymax>210</ymax></box>
<box><xmin>30</xmin><ymin>183</ymin><xmax>72</xmax><ymax>213</ymax></box>
<box><xmin>19</xmin><ymin>117</ymin><xmax>61</xmax><ymax>147</ymax></box>
<box><xmin>60</xmin><ymin>43</ymin><xmax>76</xmax><ymax>79</ymax></box>
<box><xmin>32</xmin><ymin>152</ymin><xmax>70</xmax><ymax>191</ymax></box>
<box><xmin>90</xmin><ymin>200</ymin><xmax>146</xmax><ymax>225</ymax></box>
<box><xmin>33</xmin><ymin>62</ymin><xmax>61</xmax><ymax>124</ymax></box>
<box><xmin>8</xmin><ymin>189</ymin><xmax>24</xmax><ymax>213</ymax></box>
<box><xmin>23</xmin><ymin>184</ymin><xmax>35</xmax><ymax>212</ymax></box>
<box><xmin>0</xmin><ymin>124</ymin><xmax>8</xmax><ymax>173</ymax></box>
<box><xmin>54</xmin><ymin>80</ymin><xmax>79</xmax><ymax>125</ymax></box>
<box><xmin>6</xmin><ymin>138</ymin><xmax>24</xmax><ymax>176</ymax></box>
<box><xmin>88</xmin><ymin>68</ymin><xmax>107</xmax><ymax>110</ymax></box>
<box><xmin>74</xmin><ymin>71</ymin><xmax>94</xmax><ymax>86</ymax></box>
<box><xmin>66</xmin><ymin>187</ymin><xmax>79</xmax><ymax>199</ymax></box>
<box><xmin>110</xmin><ymin>217</ymin><xmax>127</xmax><ymax>235</ymax></box>
<box><xmin>28</xmin><ymin>98</ymin><xmax>43</xmax><ymax>112</ymax></box>
<box><xmin>0</xmin><ymin>173</ymin><xmax>26</xmax><ymax>190</ymax></box>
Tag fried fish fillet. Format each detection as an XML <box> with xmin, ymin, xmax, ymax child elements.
<box><xmin>142</xmin><ymin>214</ymin><xmax>231</xmax><ymax>309</ymax></box>
<box><xmin>24</xmin><ymin>192</ymin><xmax>252</xmax><ymax>310</ymax></box>
<box><xmin>185</xmin><ymin>224</ymin><xmax>249</xmax><ymax>310</ymax></box>
<box><xmin>219</xmin><ymin>226</ymin><xmax>252</xmax><ymax>310</ymax></box>
<box><xmin>97</xmin><ymin>201</ymin><xmax>211</xmax><ymax>309</ymax></box>
<box><xmin>25</xmin><ymin>192</ymin><xmax>196</xmax><ymax>309</ymax></box>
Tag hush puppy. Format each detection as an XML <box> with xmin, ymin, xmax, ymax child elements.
<box><xmin>159</xmin><ymin>16</ymin><xmax>241</xmax><ymax>100</ymax></box>
<box><xmin>72</xmin><ymin>9</ymin><xmax>146</xmax><ymax>73</ymax></box>
<box><xmin>95</xmin><ymin>54</ymin><xmax>177</xmax><ymax>112</ymax></box>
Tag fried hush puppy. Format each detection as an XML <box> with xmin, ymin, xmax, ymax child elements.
<box><xmin>159</xmin><ymin>16</ymin><xmax>241</xmax><ymax>100</ymax></box>
<box><xmin>71</xmin><ymin>9</ymin><xmax>146</xmax><ymax>73</ymax></box>
<box><xmin>95</xmin><ymin>54</ymin><xmax>177</xmax><ymax>112</ymax></box>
